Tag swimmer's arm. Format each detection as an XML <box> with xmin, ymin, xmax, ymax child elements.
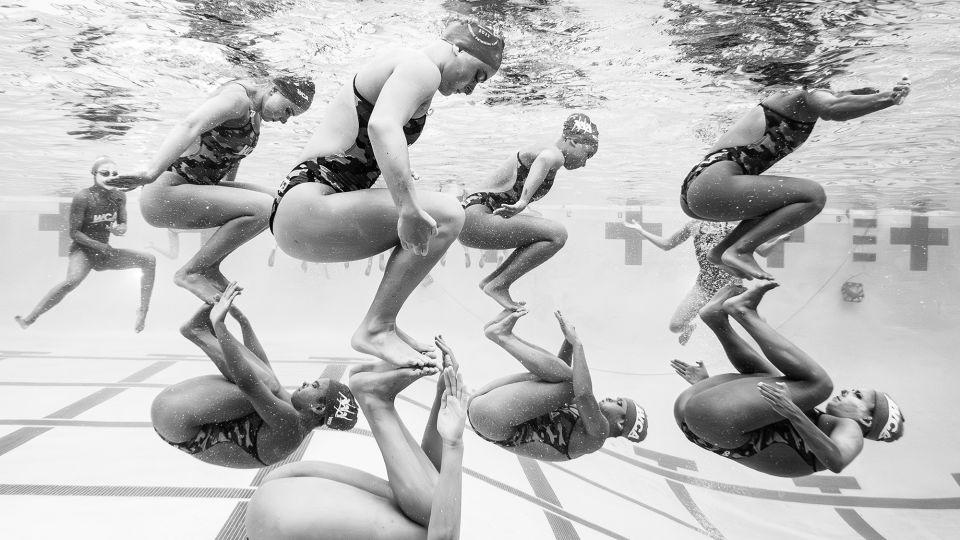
<box><xmin>68</xmin><ymin>193</ymin><xmax>112</xmax><ymax>253</ymax></box>
<box><xmin>806</xmin><ymin>88</ymin><xmax>902</xmax><ymax>122</ymax></box>
<box><xmin>142</xmin><ymin>89</ymin><xmax>251</xmax><ymax>181</ymax></box>
<box><xmin>569</xmin><ymin>341</ymin><xmax>607</xmax><ymax>438</ymax></box>
<box><xmin>111</xmin><ymin>192</ymin><xmax>128</xmax><ymax>235</ymax></box>
<box><xmin>627</xmin><ymin>220</ymin><xmax>694</xmax><ymax>250</ymax></box>
<box><xmin>427</xmin><ymin>441</ymin><xmax>464</xmax><ymax>540</ymax></box>
<box><xmin>231</xmin><ymin>308</ymin><xmax>271</xmax><ymax>366</ymax></box>
<box><xmin>367</xmin><ymin>60</ymin><xmax>440</xmax><ymax>210</ymax></box>
<box><xmin>212</xmin><ymin>319</ymin><xmax>295</xmax><ymax>425</ymax></box>
<box><xmin>790</xmin><ymin>415</ymin><xmax>864</xmax><ymax>473</ymax></box>
<box><xmin>516</xmin><ymin>152</ymin><xmax>562</xmax><ymax>207</ymax></box>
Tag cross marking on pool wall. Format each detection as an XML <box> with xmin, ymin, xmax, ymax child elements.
<box><xmin>890</xmin><ymin>216</ymin><xmax>949</xmax><ymax>271</ymax></box>
<box><xmin>37</xmin><ymin>202</ymin><xmax>72</xmax><ymax>256</ymax></box>
<box><xmin>605</xmin><ymin>204</ymin><xmax>661</xmax><ymax>265</ymax></box>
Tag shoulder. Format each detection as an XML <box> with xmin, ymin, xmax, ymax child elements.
<box><xmin>536</xmin><ymin>146</ymin><xmax>564</xmax><ymax>168</ymax></box>
<box><xmin>390</xmin><ymin>51</ymin><xmax>442</xmax><ymax>87</ymax></box>
<box><xmin>202</xmin><ymin>82</ymin><xmax>253</xmax><ymax>116</ymax></box>
<box><xmin>72</xmin><ymin>188</ymin><xmax>92</xmax><ymax>203</ymax></box>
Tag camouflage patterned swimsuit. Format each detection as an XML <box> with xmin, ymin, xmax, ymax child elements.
<box><xmin>270</xmin><ymin>76</ymin><xmax>427</xmax><ymax>232</ymax></box>
<box><xmin>156</xmin><ymin>411</ymin><xmax>267</xmax><ymax>466</ymax></box>
<box><xmin>470</xmin><ymin>403</ymin><xmax>581</xmax><ymax>461</ymax></box>
<box><xmin>692</xmin><ymin>220</ymin><xmax>741</xmax><ymax>296</ymax></box>
<box><xmin>167</xmin><ymin>110</ymin><xmax>260</xmax><ymax>186</ymax></box>
<box><xmin>462</xmin><ymin>153</ymin><xmax>557</xmax><ymax>212</ymax></box>
<box><xmin>680</xmin><ymin>103</ymin><xmax>816</xmax><ymax>219</ymax></box>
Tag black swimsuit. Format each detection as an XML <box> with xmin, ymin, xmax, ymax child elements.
<box><xmin>156</xmin><ymin>412</ymin><xmax>267</xmax><ymax>466</ymax></box>
<box><xmin>69</xmin><ymin>186</ymin><xmax>124</xmax><ymax>271</ymax></box>
<box><xmin>680</xmin><ymin>409</ymin><xmax>826</xmax><ymax>472</ymax></box>
<box><xmin>168</xmin><ymin>110</ymin><xmax>259</xmax><ymax>186</ymax></box>
<box><xmin>270</xmin><ymin>76</ymin><xmax>427</xmax><ymax>231</ymax></box>
<box><xmin>463</xmin><ymin>153</ymin><xmax>556</xmax><ymax>212</ymax></box>
<box><xmin>680</xmin><ymin>104</ymin><xmax>817</xmax><ymax>218</ymax></box>
<box><xmin>470</xmin><ymin>403</ymin><xmax>581</xmax><ymax>461</ymax></box>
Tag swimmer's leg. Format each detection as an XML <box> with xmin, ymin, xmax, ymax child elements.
<box><xmin>700</xmin><ymin>284</ymin><xmax>777</xmax><ymax>375</ymax></box>
<box><xmin>671</xmin><ymin>284</ymin><xmax>709</xmax><ymax>345</ymax></box>
<box><xmin>180</xmin><ymin>304</ymin><xmax>273</xmax><ymax>384</ymax></box>
<box><xmin>274</xmin><ymin>186</ymin><xmax>462</xmax><ymax>369</ymax></box>
<box><xmin>140</xmin><ymin>174</ymin><xmax>273</xmax><ymax>304</ymax></box>
<box><xmin>460</xmin><ymin>207</ymin><xmax>567</xmax><ymax>310</ymax></box>
<box><xmin>260</xmin><ymin>461</ymin><xmax>394</xmax><ymax>500</ymax></box>
<box><xmin>685</xmin><ymin>163</ymin><xmax>825</xmax><ymax>280</ymax></box>
<box><xmin>484</xmin><ymin>310</ymin><xmax>573</xmax><ymax>383</ymax></box>
<box><xmin>349</xmin><ymin>365</ymin><xmax>442</xmax><ymax>526</ymax></box>
<box><xmin>16</xmin><ymin>249</ymin><xmax>93</xmax><ymax>328</ymax></box>
<box><xmin>468</xmin><ymin>379</ymin><xmax>573</xmax><ymax>441</ymax></box>
<box><xmin>97</xmin><ymin>247</ymin><xmax>156</xmax><ymax>333</ymax></box>
<box><xmin>151</xmin><ymin>375</ymin><xmax>255</xmax><ymax>442</ymax></box>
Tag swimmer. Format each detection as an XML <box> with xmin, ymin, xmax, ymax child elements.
<box><xmin>151</xmin><ymin>282</ymin><xmax>359</xmax><ymax>468</ymax></box>
<box><xmin>458</xmin><ymin>114</ymin><xmax>598</xmax><ymax>310</ymax></box>
<box><xmin>624</xmin><ymin>218</ymin><xmax>787</xmax><ymax>344</ymax></box>
<box><xmin>680</xmin><ymin>77</ymin><xmax>911</xmax><ymax>280</ymax></box>
<box><xmin>270</xmin><ymin>21</ymin><xmax>504</xmax><ymax>369</ymax></box>
<box><xmin>109</xmin><ymin>76</ymin><xmax>316</xmax><ymax>303</ymax></box>
<box><xmin>15</xmin><ymin>157</ymin><xmax>156</xmax><ymax>333</ymax></box>
<box><xmin>468</xmin><ymin>310</ymin><xmax>648</xmax><ymax>461</ymax></box>
<box><xmin>245</xmin><ymin>339</ymin><xmax>469</xmax><ymax>539</ymax></box>
<box><xmin>673</xmin><ymin>283</ymin><xmax>905</xmax><ymax>477</ymax></box>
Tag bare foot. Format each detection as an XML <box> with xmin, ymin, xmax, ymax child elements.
<box><xmin>200</xmin><ymin>265</ymin><xmax>230</xmax><ymax>292</ymax></box>
<box><xmin>707</xmin><ymin>248</ymin><xmax>749</xmax><ymax>279</ymax></box>
<box><xmin>14</xmin><ymin>315</ymin><xmax>31</xmax><ymax>330</ymax></box>
<box><xmin>396</xmin><ymin>326</ymin><xmax>438</xmax><ymax>359</ymax></box>
<box><xmin>720</xmin><ymin>247</ymin><xmax>773</xmax><ymax>281</ymax></box>
<box><xmin>699</xmin><ymin>284</ymin><xmax>747</xmax><ymax>325</ymax></box>
<box><xmin>349</xmin><ymin>363</ymin><xmax>438</xmax><ymax>405</ymax></box>
<box><xmin>481</xmin><ymin>281</ymin><xmax>526</xmax><ymax>311</ymax></box>
<box><xmin>723</xmin><ymin>282</ymin><xmax>780</xmax><ymax>318</ymax></box>
<box><xmin>134</xmin><ymin>307</ymin><xmax>148</xmax><ymax>333</ymax></box>
<box><xmin>670</xmin><ymin>359</ymin><xmax>709</xmax><ymax>385</ymax></box>
<box><xmin>483</xmin><ymin>309</ymin><xmax>527</xmax><ymax>342</ymax></box>
<box><xmin>174</xmin><ymin>270</ymin><xmax>222</xmax><ymax>304</ymax></box>
<box><xmin>352</xmin><ymin>324</ymin><xmax>438</xmax><ymax>369</ymax></box>
<box><xmin>179</xmin><ymin>304</ymin><xmax>214</xmax><ymax>341</ymax></box>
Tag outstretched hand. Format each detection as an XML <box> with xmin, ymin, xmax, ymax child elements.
<box><xmin>670</xmin><ymin>359</ymin><xmax>709</xmax><ymax>385</ymax></box>
<box><xmin>210</xmin><ymin>281</ymin><xmax>242</xmax><ymax>326</ymax></box>
<box><xmin>437</xmin><ymin>367</ymin><xmax>469</xmax><ymax>444</ymax></box>
<box><xmin>758</xmin><ymin>381</ymin><xmax>803</xmax><ymax>420</ymax></box>
<box><xmin>493</xmin><ymin>201</ymin><xmax>527</xmax><ymax>219</ymax></box>
<box><xmin>623</xmin><ymin>218</ymin><xmax>644</xmax><ymax>231</ymax></box>
<box><xmin>105</xmin><ymin>169</ymin><xmax>154</xmax><ymax>191</ymax></box>
<box><xmin>891</xmin><ymin>76</ymin><xmax>911</xmax><ymax>105</ymax></box>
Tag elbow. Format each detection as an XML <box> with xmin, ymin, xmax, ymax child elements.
<box><xmin>366</xmin><ymin>118</ymin><xmax>395</xmax><ymax>144</ymax></box>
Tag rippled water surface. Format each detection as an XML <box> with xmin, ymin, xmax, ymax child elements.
<box><xmin>1</xmin><ymin>0</ymin><xmax>957</xmax><ymax>210</ymax></box>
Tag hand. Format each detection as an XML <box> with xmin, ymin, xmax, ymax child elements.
<box><xmin>110</xmin><ymin>223</ymin><xmax>127</xmax><ymax>236</ymax></box>
<box><xmin>670</xmin><ymin>359</ymin><xmax>709</xmax><ymax>385</ymax></box>
<box><xmin>106</xmin><ymin>169</ymin><xmax>155</xmax><ymax>191</ymax></box>
<box><xmin>434</xmin><ymin>334</ymin><xmax>459</xmax><ymax>372</ymax></box>
<box><xmin>554</xmin><ymin>310</ymin><xmax>580</xmax><ymax>343</ymax></box>
<box><xmin>493</xmin><ymin>200</ymin><xmax>527</xmax><ymax>219</ymax></box>
<box><xmin>209</xmin><ymin>281</ymin><xmax>242</xmax><ymax>326</ymax></box>
<box><xmin>623</xmin><ymin>218</ymin><xmax>643</xmax><ymax>231</ymax></box>
<box><xmin>437</xmin><ymin>367</ymin><xmax>469</xmax><ymax>444</ymax></box>
<box><xmin>891</xmin><ymin>76</ymin><xmax>911</xmax><ymax>105</ymax></box>
<box><xmin>397</xmin><ymin>206</ymin><xmax>438</xmax><ymax>256</ymax></box>
<box><xmin>758</xmin><ymin>381</ymin><xmax>803</xmax><ymax>420</ymax></box>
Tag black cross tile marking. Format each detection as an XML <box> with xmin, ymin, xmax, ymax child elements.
<box><xmin>762</xmin><ymin>227</ymin><xmax>804</xmax><ymax>269</ymax></box>
<box><xmin>605</xmin><ymin>203</ymin><xmax>661</xmax><ymax>266</ymax></box>
<box><xmin>890</xmin><ymin>216</ymin><xmax>949</xmax><ymax>271</ymax></box>
<box><xmin>38</xmin><ymin>202</ymin><xmax>72</xmax><ymax>257</ymax></box>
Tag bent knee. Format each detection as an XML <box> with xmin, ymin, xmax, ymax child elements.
<box><xmin>547</xmin><ymin>223</ymin><xmax>568</xmax><ymax>246</ymax></box>
<box><xmin>431</xmin><ymin>198</ymin><xmax>466</xmax><ymax>234</ymax></box>
<box><xmin>807</xmin><ymin>183</ymin><xmax>827</xmax><ymax>209</ymax></box>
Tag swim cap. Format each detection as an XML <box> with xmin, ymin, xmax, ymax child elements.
<box><xmin>441</xmin><ymin>21</ymin><xmax>504</xmax><ymax>71</ymax></box>
<box><xmin>620</xmin><ymin>398</ymin><xmax>648</xmax><ymax>443</ymax></box>
<box><xmin>90</xmin><ymin>156</ymin><xmax>115</xmax><ymax>175</ymax></box>
<box><xmin>273</xmin><ymin>76</ymin><xmax>316</xmax><ymax>110</ymax></box>
<box><xmin>866</xmin><ymin>392</ymin><xmax>904</xmax><ymax>442</ymax></box>
<box><xmin>317</xmin><ymin>380</ymin><xmax>359</xmax><ymax>431</ymax></box>
<box><xmin>562</xmin><ymin>113</ymin><xmax>599</xmax><ymax>147</ymax></box>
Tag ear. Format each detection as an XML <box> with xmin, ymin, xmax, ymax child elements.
<box><xmin>858</xmin><ymin>415</ymin><xmax>873</xmax><ymax>428</ymax></box>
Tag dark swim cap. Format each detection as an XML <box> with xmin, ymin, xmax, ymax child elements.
<box><xmin>562</xmin><ymin>113</ymin><xmax>599</xmax><ymax>147</ymax></box>
<box><xmin>273</xmin><ymin>76</ymin><xmax>316</xmax><ymax>110</ymax></box>
<box><xmin>866</xmin><ymin>392</ymin><xmax>904</xmax><ymax>443</ymax></box>
<box><xmin>442</xmin><ymin>21</ymin><xmax>504</xmax><ymax>71</ymax></box>
<box><xmin>620</xmin><ymin>398</ymin><xmax>648</xmax><ymax>443</ymax></box>
<box><xmin>319</xmin><ymin>380</ymin><xmax>359</xmax><ymax>431</ymax></box>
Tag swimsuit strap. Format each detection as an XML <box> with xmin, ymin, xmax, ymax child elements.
<box><xmin>353</xmin><ymin>75</ymin><xmax>375</xmax><ymax>107</ymax></box>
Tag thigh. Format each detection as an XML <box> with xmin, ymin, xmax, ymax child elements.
<box><xmin>460</xmin><ymin>206</ymin><xmax>565</xmax><ymax>250</ymax></box>
<box><xmin>671</xmin><ymin>285</ymin><xmax>708</xmax><ymax>327</ymax></box>
<box><xmin>141</xmin><ymin>173</ymin><xmax>273</xmax><ymax>229</ymax></box>
<box><xmin>468</xmin><ymin>380</ymin><xmax>572</xmax><ymax>439</ymax></box>
<box><xmin>97</xmin><ymin>248</ymin><xmax>153</xmax><ymax>271</ymax></box>
<box><xmin>685</xmin><ymin>162</ymin><xmax>822</xmax><ymax>221</ymax></box>
<box><xmin>64</xmin><ymin>248</ymin><xmax>94</xmax><ymax>283</ymax></box>
<box><xmin>273</xmin><ymin>184</ymin><xmax>459</xmax><ymax>262</ymax></box>
<box><xmin>150</xmin><ymin>376</ymin><xmax>254</xmax><ymax>440</ymax></box>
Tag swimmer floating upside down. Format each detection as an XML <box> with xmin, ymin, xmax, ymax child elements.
<box><xmin>151</xmin><ymin>283</ymin><xmax>358</xmax><ymax>468</ymax></box>
<box><xmin>15</xmin><ymin>156</ymin><xmax>156</xmax><ymax>333</ymax></box>
<box><xmin>109</xmin><ymin>77</ymin><xmax>316</xmax><ymax>303</ymax></box>
<box><xmin>468</xmin><ymin>310</ymin><xmax>648</xmax><ymax>461</ymax></box>
<box><xmin>680</xmin><ymin>77</ymin><xmax>911</xmax><ymax>280</ymax></box>
<box><xmin>246</xmin><ymin>339</ymin><xmax>470</xmax><ymax>540</ymax></box>
<box><xmin>458</xmin><ymin>114</ymin><xmax>599</xmax><ymax>311</ymax></box>
<box><xmin>270</xmin><ymin>21</ymin><xmax>504</xmax><ymax>370</ymax></box>
<box><xmin>673</xmin><ymin>283</ymin><xmax>904</xmax><ymax>478</ymax></box>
